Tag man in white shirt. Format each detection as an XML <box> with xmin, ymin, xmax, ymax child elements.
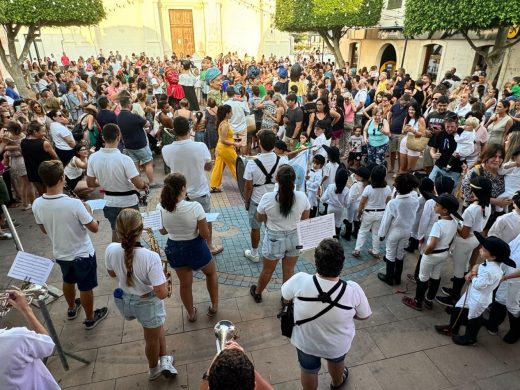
<box><xmin>224</xmin><ymin>86</ymin><xmax>250</xmax><ymax>155</ymax></box>
<box><xmin>353</xmin><ymin>80</ymin><xmax>368</xmax><ymax>127</ymax></box>
<box><xmin>86</xmin><ymin>124</ymin><xmax>148</xmax><ymax>242</ymax></box>
<box><xmin>32</xmin><ymin>160</ymin><xmax>108</xmax><ymax>330</ymax></box>
<box><xmin>243</xmin><ymin>130</ymin><xmax>288</xmax><ymax>262</ymax></box>
<box><xmin>0</xmin><ymin>288</ymin><xmax>60</xmax><ymax>389</ymax></box>
<box><xmin>162</xmin><ymin>116</ymin><xmax>224</xmax><ymax>255</ymax></box>
<box><xmin>488</xmin><ymin>192</ymin><xmax>520</xmax><ymax>244</ymax></box>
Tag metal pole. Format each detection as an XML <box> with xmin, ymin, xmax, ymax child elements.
<box><xmin>1</xmin><ymin>204</ymin><xmax>23</xmax><ymax>252</ymax></box>
<box><xmin>400</xmin><ymin>38</ymin><xmax>408</xmax><ymax>69</ymax></box>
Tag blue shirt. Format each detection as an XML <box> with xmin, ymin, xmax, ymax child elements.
<box><xmin>367</xmin><ymin>120</ymin><xmax>389</xmax><ymax>147</ymax></box>
<box><xmin>6</xmin><ymin>87</ymin><xmax>20</xmax><ymax>100</ymax></box>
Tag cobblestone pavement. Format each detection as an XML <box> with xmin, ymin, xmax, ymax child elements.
<box><xmin>1</xmin><ymin>156</ymin><xmax>519</xmax><ymax>390</ymax></box>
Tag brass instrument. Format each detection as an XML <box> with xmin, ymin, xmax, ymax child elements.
<box><xmin>0</xmin><ymin>284</ymin><xmax>49</xmax><ymax>317</ymax></box>
<box><xmin>144</xmin><ymin>228</ymin><xmax>173</xmax><ymax>298</ymax></box>
<box><xmin>214</xmin><ymin>320</ymin><xmax>237</xmax><ymax>353</ymax></box>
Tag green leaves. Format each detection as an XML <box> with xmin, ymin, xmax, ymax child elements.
<box><xmin>275</xmin><ymin>0</ymin><xmax>383</xmax><ymax>32</ymax></box>
<box><xmin>0</xmin><ymin>0</ymin><xmax>106</xmax><ymax>27</ymax></box>
<box><xmin>404</xmin><ymin>0</ymin><xmax>520</xmax><ymax>37</ymax></box>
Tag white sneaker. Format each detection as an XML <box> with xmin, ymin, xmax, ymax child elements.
<box><xmin>244</xmin><ymin>249</ymin><xmax>260</xmax><ymax>263</ymax></box>
<box><xmin>149</xmin><ymin>365</ymin><xmax>162</xmax><ymax>381</ymax></box>
<box><xmin>160</xmin><ymin>355</ymin><xmax>178</xmax><ymax>377</ymax></box>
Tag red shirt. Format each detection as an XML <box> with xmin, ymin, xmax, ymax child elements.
<box><xmin>61</xmin><ymin>55</ymin><xmax>70</xmax><ymax>66</ymax></box>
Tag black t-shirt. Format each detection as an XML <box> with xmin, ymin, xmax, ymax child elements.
<box><xmin>97</xmin><ymin>109</ymin><xmax>117</xmax><ymax>131</ymax></box>
<box><xmin>389</xmin><ymin>103</ymin><xmax>408</xmax><ymax>134</ymax></box>
<box><xmin>428</xmin><ymin>131</ymin><xmax>461</xmax><ymax>172</ymax></box>
<box><xmin>426</xmin><ymin>110</ymin><xmax>452</xmax><ymax>133</ymax></box>
<box><xmin>117</xmin><ymin>110</ymin><xmax>147</xmax><ymax>150</ymax></box>
<box><xmin>302</xmin><ymin>102</ymin><xmax>316</xmax><ymax>134</ymax></box>
<box><xmin>284</xmin><ymin>106</ymin><xmax>304</xmax><ymax>138</ymax></box>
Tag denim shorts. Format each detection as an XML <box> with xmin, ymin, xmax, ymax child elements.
<box><xmin>296</xmin><ymin>348</ymin><xmax>346</xmax><ymax>374</ymax></box>
<box><xmin>261</xmin><ymin>228</ymin><xmax>300</xmax><ymax>260</ymax></box>
<box><xmin>248</xmin><ymin>202</ymin><xmax>262</xmax><ymax>230</ymax></box>
<box><xmin>126</xmin><ymin>145</ymin><xmax>153</xmax><ymax>164</ymax></box>
<box><xmin>114</xmin><ymin>290</ymin><xmax>166</xmax><ymax>328</ymax></box>
<box><xmin>56</xmin><ymin>254</ymin><xmax>98</xmax><ymax>291</ymax></box>
<box><xmin>165</xmin><ymin>236</ymin><xmax>212</xmax><ymax>270</ymax></box>
<box><xmin>194</xmin><ymin>131</ymin><xmax>206</xmax><ymax>143</ymax></box>
<box><xmin>103</xmin><ymin>204</ymin><xmax>140</xmax><ymax>230</ymax></box>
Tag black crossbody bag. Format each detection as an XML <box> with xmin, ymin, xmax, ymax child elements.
<box><xmin>278</xmin><ymin>275</ymin><xmax>352</xmax><ymax>338</ymax></box>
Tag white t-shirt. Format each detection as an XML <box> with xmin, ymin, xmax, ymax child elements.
<box><xmin>224</xmin><ymin>98</ymin><xmax>249</xmax><ymax>133</ymax></box>
<box><xmin>157</xmin><ymin>200</ymin><xmax>206</xmax><ymax>241</ymax></box>
<box><xmin>312</xmin><ymin>134</ymin><xmax>327</xmax><ymax>158</ymax></box>
<box><xmin>0</xmin><ymin>327</ymin><xmax>60</xmax><ymax>390</ymax></box>
<box><xmin>105</xmin><ymin>243</ymin><xmax>166</xmax><ymax>296</ymax></box>
<box><xmin>32</xmin><ymin>194</ymin><xmax>95</xmax><ymax>260</ymax></box>
<box><xmin>87</xmin><ymin>148</ymin><xmax>140</xmax><ymax>207</ymax></box>
<box><xmin>162</xmin><ymin>140</ymin><xmax>212</xmax><ymax>198</ymax></box>
<box><xmin>427</xmin><ymin>218</ymin><xmax>458</xmax><ymax>249</ymax></box>
<box><xmin>488</xmin><ymin>211</ymin><xmax>520</xmax><ymax>244</ymax></box>
<box><xmin>322</xmin><ymin>162</ymin><xmax>339</xmax><ymax>188</ymax></box>
<box><xmin>243</xmin><ymin>152</ymin><xmax>288</xmax><ymax>204</ymax></box>
<box><xmin>362</xmin><ymin>185</ymin><xmax>392</xmax><ymax>210</ymax></box>
<box><xmin>257</xmin><ymin>190</ymin><xmax>310</xmax><ymax>231</ymax></box>
<box><xmin>281</xmin><ymin>273</ymin><xmax>372</xmax><ymax>359</ymax></box>
<box><xmin>461</xmin><ymin>203</ymin><xmax>491</xmax><ymax>236</ymax></box>
<box><xmin>49</xmin><ymin>122</ymin><xmax>73</xmax><ymax>150</ymax></box>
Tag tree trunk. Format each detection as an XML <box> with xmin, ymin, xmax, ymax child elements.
<box><xmin>7</xmin><ymin>64</ymin><xmax>31</xmax><ymax>97</ymax></box>
<box><xmin>318</xmin><ymin>29</ymin><xmax>345</xmax><ymax>68</ymax></box>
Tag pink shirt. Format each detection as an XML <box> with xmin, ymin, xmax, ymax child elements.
<box><xmin>344</xmin><ymin>102</ymin><xmax>355</xmax><ymax>123</ymax></box>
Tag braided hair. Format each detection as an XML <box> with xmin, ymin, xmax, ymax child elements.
<box><xmin>115</xmin><ymin>209</ymin><xmax>144</xmax><ymax>287</ymax></box>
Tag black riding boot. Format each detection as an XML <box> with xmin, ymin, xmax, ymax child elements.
<box><xmin>404</xmin><ymin>237</ymin><xmax>419</xmax><ymax>253</ymax></box>
<box><xmin>503</xmin><ymin>312</ymin><xmax>520</xmax><ymax>344</ymax></box>
<box><xmin>377</xmin><ymin>257</ymin><xmax>395</xmax><ymax>286</ymax></box>
<box><xmin>453</xmin><ymin>315</ymin><xmax>482</xmax><ymax>345</ymax></box>
<box><xmin>353</xmin><ymin>221</ymin><xmax>361</xmax><ymax>238</ymax></box>
<box><xmin>486</xmin><ymin>301</ymin><xmax>508</xmax><ymax>334</ymax></box>
<box><xmin>426</xmin><ymin>278</ymin><xmax>442</xmax><ymax>301</ymax></box>
<box><xmin>394</xmin><ymin>258</ymin><xmax>404</xmax><ymax>285</ymax></box>
<box><xmin>335</xmin><ymin>227</ymin><xmax>341</xmax><ymax>238</ymax></box>
<box><xmin>437</xmin><ymin>277</ymin><xmax>465</xmax><ymax>307</ymax></box>
<box><xmin>342</xmin><ymin>220</ymin><xmax>352</xmax><ymax>241</ymax></box>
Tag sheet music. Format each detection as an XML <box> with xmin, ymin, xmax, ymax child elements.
<box><xmin>86</xmin><ymin>199</ymin><xmax>107</xmax><ymax>211</ymax></box>
<box><xmin>8</xmin><ymin>252</ymin><xmax>55</xmax><ymax>286</ymax></box>
<box><xmin>297</xmin><ymin>214</ymin><xmax>336</xmax><ymax>251</ymax></box>
<box><xmin>205</xmin><ymin>213</ymin><xmax>220</xmax><ymax>223</ymax></box>
<box><xmin>141</xmin><ymin>210</ymin><xmax>163</xmax><ymax>230</ymax></box>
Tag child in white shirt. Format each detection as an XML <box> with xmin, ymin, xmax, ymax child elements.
<box><xmin>321</xmin><ymin>168</ymin><xmax>350</xmax><ymax>237</ymax></box>
<box><xmin>498</xmin><ymin>147</ymin><xmax>520</xmax><ymax>200</ymax></box>
<box><xmin>312</xmin><ymin>121</ymin><xmax>328</xmax><ymax>159</ymax></box>
<box><xmin>446</xmin><ymin>123</ymin><xmax>475</xmax><ymax>170</ymax></box>
<box><xmin>348</xmin><ymin>126</ymin><xmax>365</xmax><ymax>169</ymax></box>
<box><xmin>343</xmin><ymin>166</ymin><xmax>370</xmax><ymax>241</ymax></box>
<box><xmin>306</xmin><ymin>155</ymin><xmax>325</xmax><ymax>218</ymax></box>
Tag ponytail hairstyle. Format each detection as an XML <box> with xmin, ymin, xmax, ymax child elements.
<box><xmin>275</xmin><ymin>165</ymin><xmax>296</xmax><ymax>217</ymax></box>
<box><xmin>160</xmin><ymin>173</ymin><xmax>187</xmax><ymax>212</ymax></box>
<box><xmin>334</xmin><ymin>168</ymin><xmax>349</xmax><ymax>194</ymax></box>
<box><xmin>470</xmin><ymin>176</ymin><xmax>492</xmax><ymax>218</ymax></box>
<box><xmin>115</xmin><ymin>209</ymin><xmax>144</xmax><ymax>287</ymax></box>
<box><xmin>216</xmin><ymin>104</ymin><xmax>232</xmax><ymax>129</ymax></box>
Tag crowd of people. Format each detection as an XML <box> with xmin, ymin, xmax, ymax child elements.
<box><xmin>1</xmin><ymin>48</ymin><xmax>520</xmax><ymax>389</ymax></box>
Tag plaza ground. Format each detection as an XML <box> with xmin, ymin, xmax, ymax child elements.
<box><xmin>1</xmin><ymin>157</ymin><xmax>519</xmax><ymax>389</ymax></box>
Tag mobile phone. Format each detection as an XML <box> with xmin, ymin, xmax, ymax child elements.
<box><xmin>15</xmin><ymin>106</ymin><xmax>21</xmax><ymax>112</ymax></box>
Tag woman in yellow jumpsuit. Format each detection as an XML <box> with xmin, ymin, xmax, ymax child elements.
<box><xmin>210</xmin><ymin>104</ymin><xmax>238</xmax><ymax>192</ymax></box>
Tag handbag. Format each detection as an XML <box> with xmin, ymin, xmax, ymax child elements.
<box><xmin>406</xmin><ymin>133</ymin><xmax>429</xmax><ymax>152</ymax></box>
<box><xmin>246</xmin><ymin>114</ymin><xmax>256</xmax><ymax>133</ymax></box>
<box><xmin>278</xmin><ymin>276</ymin><xmax>352</xmax><ymax>338</ymax></box>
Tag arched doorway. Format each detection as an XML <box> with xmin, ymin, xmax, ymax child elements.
<box><xmin>379</xmin><ymin>44</ymin><xmax>397</xmax><ymax>75</ymax></box>
<box><xmin>421</xmin><ymin>44</ymin><xmax>443</xmax><ymax>82</ymax></box>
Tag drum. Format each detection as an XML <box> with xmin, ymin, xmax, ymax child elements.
<box><xmin>235</xmin><ymin>155</ymin><xmax>256</xmax><ymax>200</ymax></box>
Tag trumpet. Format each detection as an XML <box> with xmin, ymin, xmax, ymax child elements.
<box><xmin>214</xmin><ymin>320</ymin><xmax>237</xmax><ymax>353</ymax></box>
<box><xmin>0</xmin><ymin>283</ymin><xmax>49</xmax><ymax>317</ymax></box>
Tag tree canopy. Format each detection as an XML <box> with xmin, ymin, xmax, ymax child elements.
<box><xmin>0</xmin><ymin>0</ymin><xmax>105</xmax><ymax>27</ymax></box>
<box><xmin>275</xmin><ymin>0</ymin><xmax>382</xmax><ymax>32</ymax></box>
<box><xmin>404</xmin><ymin>0</ymin><xmax>520</xmax><ymax>37</ymax></box>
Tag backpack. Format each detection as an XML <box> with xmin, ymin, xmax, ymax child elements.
<box><xmin>364</xmin><ymin>92</ymin><xmax>372</xmax><ymax>107</ymax></box>
<box><xmin>72</xmin><ymin>114</ymin><xmax>87</xmax><ymax>141</ymax></box>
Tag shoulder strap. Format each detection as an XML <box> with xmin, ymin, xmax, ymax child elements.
<box><xmin>253</xmin><ymin>155</ymin><xmax>280</xmax><ymax>187</ymax></box>
<box><xmin>295</xmin><ymin>281</ymin><xmax>350</xmax><ymax>326</ymax></box>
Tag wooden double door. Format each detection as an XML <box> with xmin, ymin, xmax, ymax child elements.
<box><xmin>169</xmin><ymin>9</ymin><xmax>195</xmax><ymax>57</ymax></box>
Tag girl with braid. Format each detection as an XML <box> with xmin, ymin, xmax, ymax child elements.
<box><xmin>105</xmin><ymin>209</ymin><xmax>177</xmax><ymax>381</ymax></box>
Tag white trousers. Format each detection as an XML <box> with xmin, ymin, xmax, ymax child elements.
<box><xmin>419</xmin><ymin>252</ymin><xmax>448</xmax><ymax>282</ymax></box>
<box><xmin>328</xmin><ymin>206</ymin><xmax>345</xmax><ymax>228</ymax></box>
<box><xmin>496</xmin><ymin>279</ymin><xmax>520</xmax><ymax>317</ymax></box>
<box><xmin>384</xmin><ymin>227</ymin><xmax>410</xmax><ymax>262</ymax></box>
<box><xmin>355</xmin><ymin>211</ymin><xmax>384</xmax><ymax>254</ymax></box>
<box><xmin>451</xmin><ymin>235</ymin><xmax>479</xmax><ymax>278</ymax></box>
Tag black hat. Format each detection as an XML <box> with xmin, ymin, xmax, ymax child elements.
<box><xmin>434</xmin><ymin>175</ymin><xmax>455</xmax><ymax>195</ymax></box>
<box><xmin>322</xmin><ymin>145</ymin><xmax>340</xmax><ymax>162</ymax></box>
<box><xmin>431</xmin><ymin>193</ymin><xmax>463</xmax><ymax>220</ymax></box>
<box><xmin>351</xmin><ymin>166</ymin><xmax>370</xmax><ymax>181</ymax></box>
<box><xmin>370</xmin><ymin>165</ymin><xmax>387</xmax><ymax>183</ymax></box>
<box><xmin>275</xmin><ymin>139</ymin><xmax>288</xmax><ymax>152</ymax></box>
<box><xmin>474</xmin><ymin>232</ymin><xmax>516</xmax><ymax>268</ymax></box>
<box><xmin>470</xmin><ymin>176</ymin><xmax>492</xmax><ymax>208</ymax></box>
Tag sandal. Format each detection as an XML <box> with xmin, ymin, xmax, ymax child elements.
<box><xmin>368</xmin><ymin>249</ymin><xmax>381</xmax><ymax>259</ymax></box>
<box><xmin>207</xmin><ymin>306</ymin><xmax>218</xmax><ymax>317</ymax></box>
<box><xmin>330</xmin><ymin>367</ymin><xmax>349</xmax><ymax>389</ymax></box>
<box><xmin>250</xmin><ymin>285</ymin><xmax>262</xmax><ymax>303</ymax></box>
<box><xmin>210</xmin><ymin>187</ymin><xmax>222</xmax><ymax>193</ymax></box>
<box><xmin>351</xmin><ymin>250</ymin><xmax>361</xmax><ymax>258</ymax></box>
<box><xmin>402</xmin><ymin>296</ymin><xmax>423</xmax><ymax>311</ymax></box>
<box><xmin>187</xmin><ymin>307</ymin><xmax>198</xmax><ymax>322</ymax></box>
<box><xmin>211</xmin><ymin>245</ymin><xmax>224</xmax><ymax>256</ymax></box>
<box><xmin>0</xmin><ymin>232</ymin><xmax>13</xmax><ymax>240</ymax></box>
